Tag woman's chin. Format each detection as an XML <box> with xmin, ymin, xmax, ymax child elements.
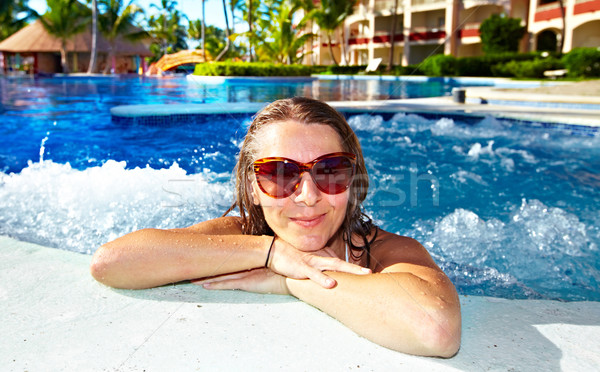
<box><xmin>288</xmin><ymin>236</ymin><xmax>329</xmax><ymax>252</ymax></box>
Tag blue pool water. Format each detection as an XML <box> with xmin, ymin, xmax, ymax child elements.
<box><xmin>1</xmin><ymin>76</ymin><xmax>599</xmax><ymax>301</ymax></box>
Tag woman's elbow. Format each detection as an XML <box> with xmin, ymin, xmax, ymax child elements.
<box><xmin>90</xmin><ymin>243</ymin><xmax>132</xmax><ymax>288</ymax></box>
<box><xmin>90</xmin><ymin>244</ymin><xmax>113</xmax><ymax>286</ymax></box>
<box><xmin>424</xmin><ymin>320</ymin><xmax>461</xmax><ymax>358</ymax></box>
<box><xmin>419</xmin><ymin>306</ymin><xmax>462</xmax><ymax>358</ymax></box>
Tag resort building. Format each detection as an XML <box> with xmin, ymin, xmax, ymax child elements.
<box><xmin>0</xmin><ymin>20</ymin><xmax>152</xmax><ymax>74</ymax></box>
<box><xmin>306</xmin><ymin>0</ymin><xmax>600</xmax><ymax>66</ymax></box>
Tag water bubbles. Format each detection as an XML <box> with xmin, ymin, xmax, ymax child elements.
<box><xmin>0</xmin><ymin>160</ymin><xmax>233</xmax><ymax>254</ymax></box>
<box><xmin>417</xmin><ymin>199</ymin><xmax>598</xmax><ymax>300</ymax></box>
<box><xmin>39</xmin><ymin>135</ymin><xmax>49</xmax><ymax>163</ymax></box>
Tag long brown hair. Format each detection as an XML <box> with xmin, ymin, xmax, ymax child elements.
<box><xmin>224</xmin><ymin>97</ymin><xmax>375</xmax><ymax>262</ymax></box>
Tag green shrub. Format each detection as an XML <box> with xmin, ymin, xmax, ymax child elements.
<box><xmin>455</xmin><ymin>56</ymin><xmax>490</xmax><ymax>76</ymax></box>
<box><xmin>495</xmin><ymin>57</ymin><xmax>564</xmax><ymax>78</ymax></box>
<box><xmin>456</xmin><ymin>52</ymin><xmax>542</xmax><ymax>76</ymax></box>
<box><xmin>388</xmin><ymin>64</ymin><xmax>424</xmax><ymax>76</ymax></box>
<box><xmin>316</xmin><ymin>64</ymin><xmax>424</xmax><ymax>76</ymax></box>
<box><xmin>420</xmin><ymin>54</ymin><xmax>457</xmax><ymax>76</ymax></box>
<box><xmin>562</xmin><ymin>48</ymin><xmax>600</xmax><ymax>77</ymax></box>
<box><xmin>479</xmin><ymin>14</ymin><xmax>526</xmax><ymax>54</ymax></box>
<box><xmin>193</xmin><ymin>62</ymin><xmax>315</xmax><ymax>76</ymax></box>
<box><xmin>321</xmin><ymin>65</ymin><xmax>368</xmax><ymax>75</ymax></box>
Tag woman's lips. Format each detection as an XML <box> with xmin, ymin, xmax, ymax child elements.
<box><xmin>289</xmin><ymin>214</ymin><xmax>325</xmax><ymax>228</ymax></box>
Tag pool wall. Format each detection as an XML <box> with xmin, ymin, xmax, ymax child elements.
<box><xmin>2</xmin><ymin>236</ymin><xmax>599</xmax><ymax>371</ymax></box>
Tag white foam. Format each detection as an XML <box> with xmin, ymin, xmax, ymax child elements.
<box><xmin>467</xmin><ymin>140</ymin><xmax>495</xmax><ymax>159</ymax></box>
<box><xmin>416</xmin><ymin>199</ymin><xmax>597</xmax><ymax>299</ymax></box>
<box><xmin>0</xmin><ymin>160</ymin><xmax>234</xmax><ymax>254</ymax></box>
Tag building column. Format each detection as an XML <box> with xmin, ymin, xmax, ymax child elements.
<box><xmin>341</xmin><ymin>22</ymin><xmax>350</xmax><ymax>65</ymax></box>
<box><xmin>72</xmin><ymin>52</ymin><xmax>78</xmax><ymax>73</ymax></box>
<box><xmin>444</xmin><ymin>0</ymin><xmax>460</xmax><ymax>56</ymax></box>
<box><xmin>527</xmin><ymin>0</ymin><xmax>539</xmax><ymax>51</ymax></box>
<box><xmin>402</xmin><ymin>0</ymin><xmax>412</xmax><ymax>66</ymax></box>
<box><xmin>368</xmin><ymin>0</ymin><xmax>375</xmax><ymax>63</ymax></box>
<box><xmin>562</xmin><ymin>0</ymin><xmax>575</xmax><ymax>52</ymax></box>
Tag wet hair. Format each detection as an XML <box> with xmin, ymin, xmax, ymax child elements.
<box><xmin>223</xmin><ymin>97</ymin><xmax>375</xmax><ymax>265</ymax></box>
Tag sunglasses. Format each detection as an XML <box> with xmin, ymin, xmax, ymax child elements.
<box><xmin>253</xmin><ymin>152</ymin><xmax>356</xmax><ymax>198</ymax></box>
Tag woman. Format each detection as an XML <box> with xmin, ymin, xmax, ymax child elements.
<box><xmin>91</xmin><ymin>97</ymin><xmax>461</xmax><ymax>357</ymax></box>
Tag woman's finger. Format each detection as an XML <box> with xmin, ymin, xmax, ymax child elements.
<box><xmin>191</xmin><ymin>270</ymin><xmax>254</xmax><ymax>285</ymax></box>
<box><xmin>201</xmin><ymin>278</ymin><xmax>245</xmax><ymax>290</ymax></box>
<box><xmin>305</xmin><ymin>267</ymin><xmax>337</xmax><ymax>289</ymax></box>
<box><xmin>310</xmin><ymin>256</ymin><xmax>371</xmax><ymax>275</ymax></box>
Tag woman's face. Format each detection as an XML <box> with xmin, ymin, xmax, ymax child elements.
<box><xmin>250</xmin><ymin>120</ymin><xmax>350</xmax><ymax>252</ymax></box>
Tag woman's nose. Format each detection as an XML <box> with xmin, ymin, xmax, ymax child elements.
<box><xmin>293</xmin><ymin>172</ymin><xmax>321</xmax><ymax>206</ymax></box>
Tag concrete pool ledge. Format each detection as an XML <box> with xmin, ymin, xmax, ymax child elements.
<box><xmin>330</xmin><ymin>97</ymin><xmax>600</xmax><ymax>127</ymax></box>
<box><xmin>110</xmin><ymin>102</ymin><xmax>268</xmax><ymax>117</ymax></box>
<box><xmin>110</xmin><ymin>97</ymin><xmax>600</xmax><ymax>128</ymax></box>
<box><xmin>187</xmin><ymin>75</ymin><xmax>318</xmax><ymax>84</ymax></box>
<box><xmin>2</xmin><ymin>236</ymin><xmax>599</xmax><ymax>371</ymax></box>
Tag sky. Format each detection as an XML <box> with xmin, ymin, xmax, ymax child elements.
<box><xmin>28</xmin><ymin>0</ymin><xmax>229</xmax><ymax>29</ymax></box>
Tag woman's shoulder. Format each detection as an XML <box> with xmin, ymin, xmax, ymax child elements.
<box><xmin>369</xmin><ymin>229</ymin><xmax>438</xmax><ymax>272</ymax></box>
<box><xmin>178</xmin><ymin>216</ymin><xmax>244</xmax><ymax>235</ymax></box>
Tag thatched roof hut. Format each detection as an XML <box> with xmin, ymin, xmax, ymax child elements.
<box><xmin>0</xmin><ymin>20</ymin><xmax>152</xmax><ymax>74</ymax></box>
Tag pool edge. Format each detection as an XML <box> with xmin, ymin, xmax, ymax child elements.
<box><xmin>2</xmin><ymin>235</ymin><xmax>599</xmax><ymax>371</ymax></box>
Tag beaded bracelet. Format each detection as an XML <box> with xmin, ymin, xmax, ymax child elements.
<box><xmin>265</xmin><ymin>235</ymin><xmax>276</xmax><ymax>268</ymax></box>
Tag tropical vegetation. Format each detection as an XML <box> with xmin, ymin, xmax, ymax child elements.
<box><xmin>145</xmin><ymin>0</ymin><xmax>187</xmax><ymax>62</ymax></box>
<box><xmin>479</xmin><ymin>13</ymin><xmax>526</xmax><ymax>54</ymax></box>
<box><xmin>310</xmin><ymin>0</ymin><xmax>354</xmax><ymax>65</ymax></box>
<box><xmin>98</xmin><ymin>0</ymin><xmax>146</xmax><ymax>73</ymax></box>
<box><xmin>0</xmin><ymin>0</ymin><xmax>37</xmax><ymax>41</ymax></box>
<box><xmin>251</xmin><ymin>0</ymin><xmax>314</xmax><ymax>64</ymax></box>
<box><xmin>1</xmin><ymin>0</ymin><xmax>597</xmax><ymax>78</ymax></box>
<box><xmin>38</xmin><ymin>0</ymin><xmax>90</xmax><ymax>73</ymax></box>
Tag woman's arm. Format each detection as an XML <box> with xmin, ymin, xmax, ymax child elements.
<box><xmin>90</xmin><ymin>217</ymin><xmax>268</xmax><ymax>289</ymax></box>
<box><xmin>285</xmin><ymin>232</ymin><xmax>461</xmax><ymax>357</ymax></box>
<box><xmin>90</xmin><ymin>216</ymin><xmax>369</xmax><ymax>290</ymax></box>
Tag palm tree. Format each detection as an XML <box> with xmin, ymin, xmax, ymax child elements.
<box><xmin>557</xmin><ymin>0</ymin><xmax>565</xmax><ymax>54</ymax></box>
<box><xmin>215</xmin><ymin>0</ymin><xmax>231</xmax><ymax>61</ymax></box>
<box><xmin>239</xmin><ymin>0</ymin><xmax>259</xmax><ymax>61</ymax></box>
<box><xmin>0</xmin><ymin>0</ymin><xmax>38</xmax><ymax>41</ymax></box>
<box><xmin>146</xmin><ymin>0</ymin><xmax>187</xmax><ymax>61</ymax></box>
<box><xmin>230</xmin><ymin>0</ymin><xmax>244</xmax><ymax>34</ymax></box>
<box><xmin>255</xmin><ymin>0</ymin><xmax>314</xmax><ymax>64</ymax></box>
<box><xmin>39</xmin><ymin>0</ymin><xmax>90</xmax><ymax>73</ymax></box>
<box><xmin>87</xmin><ymin>0</ymin><xmax>98</xmax><ymax>73</ymax></box>
<box><xmin>98</xmin><ymin>0</ymin><xmax>145</xmax><ymax>74</ymax></box>
<box><xmin>148</xmin><ymin>0</ymin><xmax>184</xmax><ymax>56</ymax></box>
<box><xmin>386</xmin><ymin>0</ymin><xmax>399</xmax><ymax>73</ymax></box>
<box><xmin>311</xmin><ymin>0</ymin><xmax>354</xmax><ymax>65</ymax></box>
<box><xmin>188</xmin><ymin>19</ymin><xmax>202</xmax><ymax>45</ymax></box>
<box><xmin>201</xmin><ymin>0</ymin><xmax>206</xmax><ymax>60</ymax></box>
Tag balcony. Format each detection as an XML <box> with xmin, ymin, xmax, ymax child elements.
<box><xmin>462</xmin><ymin>0</ymin><xmax>504</xmax><ymax>10</ymax></box>
<box><xmin>374</xmin><ymin>0</ymin><xmax>397</xmax><ymax>12</ymax></box>
<box><xmin>534</xmin><ymin>1</ymin><xmax>564</xmax><ymax>22</ymax></box>
<box><xmin>460</xmin><ymin>22</ymin><xmax>481</xmax><ymax>38</ymax></box>
<box><xmin>409</xmin><ymin>27</ymin><xmax>446</xmax><ymax>41</ymax></box>
<box><xmin>411</xmin><ymin>0</ymin><xmax>446</xmax><ymax>7</ymax></box>
<box><xmin>348</xmin><ymin>34</ymin><xmax>371</xmax><ymax>45</ymax></box>
<box><xmin>348</xmin><ymin>32</ymin><xmax>405</xmax><ymax>45</ymax></box>
<box><xmin>574</xmin><ymin>0</ymin><xmax>600</xmax><ymax>14</ymax></box>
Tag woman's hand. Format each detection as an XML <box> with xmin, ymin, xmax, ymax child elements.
<box><xmin>191</xmin><ymin>238</ymin><xmax>371</xmax><ymax>293</ymax></box>
<box><xmin>268</xmin><ymin>237</ymin><xmax>371</xmax><ymax>289</ymax></box>
<box><xmin>191</xmin><ymin>268</ymin><xmax>290</xmax><ymax>295</ymax></box>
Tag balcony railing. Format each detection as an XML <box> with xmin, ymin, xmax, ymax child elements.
<box><xmin>411</xmin><ymin>0</ymin><xmax>446</xmax><ymax>6</ymax></box>
<box><xmin>534</xmin><ymin>1</ymin><xmax>564</xmax><ymax>21</ymax></box>
<box><xmin>373</xmin><ymin>0</ymin><xmax>397</xmax><ymax>12</ymax></box>
<box><xmin>536</xmin><ymin>1</ymin><xmax>561</xmax><ymax>12</ymax></box>
<box><xmin>460</xmin><ymin>23</ymin><xmax>481</xmax><ymax>38</ymax></box>
<box><xmin>574</xmin><ymin>0</ymin><xmax>600</xmax><ymax>14</ymax></box>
